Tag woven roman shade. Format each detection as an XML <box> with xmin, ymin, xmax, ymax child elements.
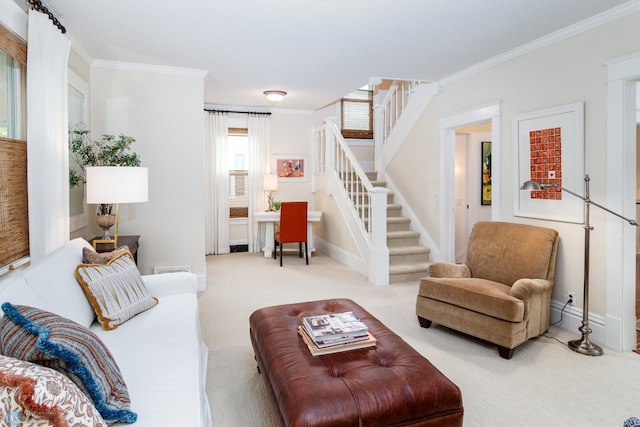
<box><xmin>0</xmin><ymin>24</ymin><xmax>26</xmax><ymax>65</ymax></box>
<box><xmin>0</xmin><ymin>23</ymin><xmax>28</xmax><ymax>271</ymax></box>
<box><xmin>0</xmin><ymin>137</ymin><xmax>29</xmax><ymax>269</ymax></box>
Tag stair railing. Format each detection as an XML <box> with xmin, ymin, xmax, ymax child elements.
<box><xmin>374</xmin><ymin>80</ymin><xmax>420</xmax><ymax>176</ymax></box>
<box><xmin>313</xmin><ymin>118</ymin><xmax>389</xmax><ymax>285</ymax></box>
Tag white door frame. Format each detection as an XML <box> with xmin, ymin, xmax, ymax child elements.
<box><xmin>604</xmin><ymin>53</ymin><xmax>639</xmax><ymax>352</ymax></box>
<box><xmin>440</xmin><ymin>102</ymin><xmax>501</xmax><ymax>262</ymax></box>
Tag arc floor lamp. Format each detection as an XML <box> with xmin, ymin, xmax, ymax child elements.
<box><xmin>521</xmin><ymin>174</ymin><xmax>638</xmax><ymax>356</ymax></box>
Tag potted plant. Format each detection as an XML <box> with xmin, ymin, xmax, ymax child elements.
<box><xmin>69</xmin><ymin>124</ymin><xmax>142</xmax><ymax>237</ymax></box>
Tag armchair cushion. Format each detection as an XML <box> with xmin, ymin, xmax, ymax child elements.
<box><xmin>419</xmin><ymin>277</ymin><xmax>524</xmax><ymax>322</ymax></box>
<box><xmin>465</xmin><ymin>221</ymin><xmax>558</xmax><ymax>285</ymax></box>
<box><xmin>426</xmin><ymin>261</ymin><xmax>471</xmax><ymax>278</ymax></box>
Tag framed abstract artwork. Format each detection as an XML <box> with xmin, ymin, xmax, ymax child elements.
<box><xmin>273</xmin><ymin>155</ymin><xmax>307</xmax><ymax>182</ymax></box>
<box><xmin>481</xmin><ymin>141</ymin><xmax>492</xmax><ymax>206</ymax></box>
<box><xmin>513</xmin><ymin>102</ymin><xmax>584</xmax><ymax>223</ymax></box>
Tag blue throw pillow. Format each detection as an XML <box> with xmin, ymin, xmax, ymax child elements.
<box><xmin>0</xmin><ymin>302</ymin><xmax>137</xmax><ymax>424</ymax></box>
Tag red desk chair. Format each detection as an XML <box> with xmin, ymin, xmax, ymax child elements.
<box><xmin>274</xmin><ymin>202</ymin><xmax>308</xmax><ymax>266</ymax></box>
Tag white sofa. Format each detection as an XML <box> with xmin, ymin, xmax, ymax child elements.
<box><xmin>0</xmin><ymin>238</ymin><xmax>212</xmax><ymax>427</ymax></box>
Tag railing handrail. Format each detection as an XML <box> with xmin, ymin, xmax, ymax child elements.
<box><xmin>325</xmin><ymin>121</ymin><xmax>374</xmax><ymax>193</ymax></box>
<box><xmin>312</xmin><ymin>118</ymin><xmax>387</xmax><ymax>243</ymax></box>
<box><xmin>373</xmin><ymin>80</ymin><xmax>422</xmax><ymax>176</ymax></box>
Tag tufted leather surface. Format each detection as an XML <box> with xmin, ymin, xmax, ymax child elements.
<box><xmin>249</xmin><ymin>298</ymin><xmax>463</xmax><ymax>427</ymax></box>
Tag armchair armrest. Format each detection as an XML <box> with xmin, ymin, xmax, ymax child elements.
<box><xmin>141</xmin><ymin>272</ymin><xmax>198</xmax><ymax>297</ymax></box>
<box><xmin>510</xmin><ymin>278</ymin><xmax>554</xmax><ymax>337</ymax></box>
<box><xmin>427</xmin><ymin>262</ymin><xmax>471</xmax><ymax>278</ymax></box>
<box><xmin>509</xmin><ymin>278</ymin><xmax>553</xmax><ymax>301</ymax></box>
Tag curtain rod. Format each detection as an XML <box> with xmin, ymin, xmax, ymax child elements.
<box><xmin>27</xmin><ymin>0</ymin><xmax>66</xmax><ymax>33</ymax></box>
<box><xmin>204</xmin><ymin>109</ymin><xmax>271</xmax><ymax>116</ymax></box>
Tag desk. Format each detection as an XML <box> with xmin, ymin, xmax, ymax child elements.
<box><xmin>254</xmin><ymin>211</ymin><xmax>322</xmax><ymax>258</ymax></box>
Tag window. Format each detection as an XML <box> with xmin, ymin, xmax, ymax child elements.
<box><xmin>341</xmin><ymin>88</ymin><xmax>373</xmax><ymax>139</ymax></box>
<box><xmin>228</xmin><ymin>128</ymin><xmax>248</xmax><ymax>218</ymax></box>
<box><xmin>0</xmin><ymin>23</ymin><xmax>28</xmax><ymax>273</ymax></box>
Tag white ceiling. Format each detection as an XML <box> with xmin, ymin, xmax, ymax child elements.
<box><xmin>33</xmin><ymin>0</ymin><xmax>634</xmax><ymax>111</ymax></box>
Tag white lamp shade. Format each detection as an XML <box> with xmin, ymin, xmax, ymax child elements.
<box><xmin>86</xmin><ymin>166</ymin><xmax>149</xmax><ymax>204</ymax></box>
<box><xmin>263</xmin><ymin>174</ymin><xmax>278</xmax><ymax>191</ymax></box>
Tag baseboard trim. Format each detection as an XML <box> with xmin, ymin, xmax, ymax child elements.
<box><xmin>549</xmin><ymin>299</ymin><xmax>605</xmax><ymax>345</ymax></box>
<box><xmin>196</xmin><ymin>273</ymin><xmax>207</xmax><ymax>293</ymax></box>
<box><xmin>314</xmin><ymin>237</ymin><xmax>367</xmax><ymax>278</ymax></box>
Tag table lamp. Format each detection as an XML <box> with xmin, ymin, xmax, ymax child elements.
<box><xmin>264</xmin><ymin>174</ymin><xmax>278</xmax><ymax>211</ymax></box>
<box><xmin>86</xmin><ymin>166</ymin><xmax>149</xmax><ymax>249</ymax></box>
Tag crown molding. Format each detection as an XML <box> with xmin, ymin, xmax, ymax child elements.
<box><xmin>440</xmin><ymin>0</ymin><xmax>640</xmax><ymax>86</ymax></box>
<box><xmin>92</xmin><ymin>59</ymin><xmax>208</xmax><ymax>78</ymax></box>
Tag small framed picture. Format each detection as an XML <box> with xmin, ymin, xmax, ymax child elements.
<box><xmin>481</xmin><ymin>141</ymin><xmax>492</xmax><ymax>206</ymax></box>
<box><xmin>273</xmin><ymin>155</ymin><xmax>307</xmax><ymax>182</ymax></box>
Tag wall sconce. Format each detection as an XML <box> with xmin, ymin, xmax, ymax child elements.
<box><xmin>263</xmin><ymin>90</ymin><xmax>287</xmax><ymax>105</ymax></box>
<box><xmin>263</xmin><ymin>174</ymin><xmax>279</xmax><ymax>211</ymax></box>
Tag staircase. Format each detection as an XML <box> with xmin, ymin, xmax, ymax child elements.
<box><xmin>363</xmin><ymin>171</ymin><xmax>430</xmax><ymax>283</ymax></box>
<box><xmin>312</xmin><ymin>80</ymin><xmax>433</xmax><ymax>286</ymax></box>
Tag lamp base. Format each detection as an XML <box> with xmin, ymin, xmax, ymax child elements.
<box><xmin>568</xmin><ymin>336</ymin><xmax>603</xmax><ymax>356</ymax></box>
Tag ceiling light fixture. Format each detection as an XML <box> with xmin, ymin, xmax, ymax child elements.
<box><xmin>263</xmin><ymin>90</ymin><xmax>287</xmax><ymax>105</ymax></box>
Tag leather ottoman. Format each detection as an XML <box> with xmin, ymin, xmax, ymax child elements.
<box><xmin>249</xmin><ymin>298</ymin><xmax>463</xmax><ymax>427</ymax></box>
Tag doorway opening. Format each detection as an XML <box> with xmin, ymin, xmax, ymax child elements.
<box><xmin>454</xmin><ymin>122</ymin><xmax>492</xmax><ymax>262</ymax></box>
<box><xmin>439</xmin><ymin>103</ymin><xmax>501</xmax><ymax>262</ymax></box>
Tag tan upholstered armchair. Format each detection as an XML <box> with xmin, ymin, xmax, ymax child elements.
<box><xmin>416</xmin><ymin>221</ymin><xmax>559</xmax><ymax>359</ymax></box>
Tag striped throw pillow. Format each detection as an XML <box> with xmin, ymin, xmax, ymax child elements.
<box><xmin>75</xmin><ymin>251</ymin><xmax>158</xmax><ymax>330</ymax></box>
<box><xmin>0</xmin><ymin>303</ymin><xmax>137</xmax><ymax>424</ymax></box>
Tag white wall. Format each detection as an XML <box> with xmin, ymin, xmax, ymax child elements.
<box><xmin>90</xmin><ymin>62</ymin><xmax>207</xmax><ymax>283</ymax></box>
<box><xmin>269</xmin><ymin>111</ymin><xmax>316</xmax><ymax>206</ymax></box>
<box><xmin>0</xmin><ymin>0</ymin><xmax>26</xmax><ymax>40</ymax></box>
<box><xmin>387</xmin><ymin>11</ymin><xmax>640</xmax><ymax>319</ymax></box>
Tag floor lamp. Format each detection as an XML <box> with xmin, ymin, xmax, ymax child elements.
<box><xmin>521</xmin><ymin>174</ymin><xmax>638</xmax><ymax>356</ymax></box>
<box><xmin>86</xmin><ymin>166</ymin><xmax>149</xmax><ymax>249</ymax></box>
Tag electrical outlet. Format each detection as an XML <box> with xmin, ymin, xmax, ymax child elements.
<box><xmin>567</xmin><ymin>292</ymin><xmax>576</xmax><ymax>305</ymax></box>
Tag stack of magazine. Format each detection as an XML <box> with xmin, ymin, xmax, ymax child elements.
<box><xmin>298</xmin><ymin>311</ymin><xmax>377</xmax><ymax>356</ymax></box>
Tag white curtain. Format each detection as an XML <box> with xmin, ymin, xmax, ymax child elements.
<box><xmin>26</xmin><ymin>10</ymin><xmax>71</xmax><ymax>263</ymax></box>
<box><xmin>205</xmin><ymin>111</ymin><xmax>230</xmax><ymax>254</ymax></box>
<box><xmin>247</xmin><ymin>114</ymin><xmax>270</xmax><ymax>253</ymax></box>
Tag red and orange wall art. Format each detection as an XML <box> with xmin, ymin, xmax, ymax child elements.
<box><xmin>529</xmin><ymin>127</ymin><xmax>562</xmax><ymax>200</ymax></box>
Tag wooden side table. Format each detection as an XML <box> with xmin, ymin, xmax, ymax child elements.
<box><xmin>89</xmin><ymin>235</ymin><xmax>140</xmax><ymax>264</ymax></box>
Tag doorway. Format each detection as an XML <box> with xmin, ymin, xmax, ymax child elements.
<box><xmin>454</xmin><ymin>122</ymin><xmax>493</xmax><ymax>262</ymax></box>
<box><xmin>439</xmin><ymin>103</ymin><xmax>501</xmax><ymax>262</ymax></box>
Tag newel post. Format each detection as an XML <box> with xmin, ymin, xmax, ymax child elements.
<box><xmin>324</xmin><ymin>118</ymin><xmax>336</xmax><ymax>196</ymax></box>
<box><xmin>368</xmin><ymin>187</ymin><xmax>389</xmax><ymax>286</ymax></box>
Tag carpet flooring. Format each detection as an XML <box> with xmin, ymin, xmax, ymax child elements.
<box><xmin>201</xmin><ymin>251</ymin><xmax>640</xmax><ymax>427</ymax></box>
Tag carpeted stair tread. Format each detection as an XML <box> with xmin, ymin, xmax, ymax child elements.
<box><xmin>389</xmin><ymin>262</ymin><xmax>430</xmax><ymax>274</ymax></box>
<box><xmin>387</xmin><ymin>230</ymin><xmax>420</xmax><ymax>238</ymax></box>
<box><xmin>389</xmin><ymin>245</ymin><xmax>431</xmax><ymax>255</ymax></box>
